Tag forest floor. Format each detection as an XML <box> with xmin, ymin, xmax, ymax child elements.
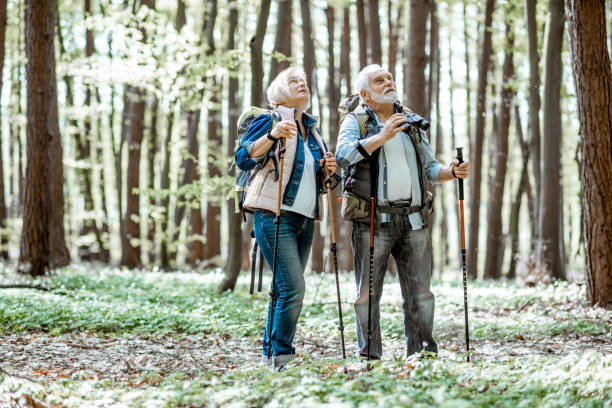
<box><xmin>0</xmin><ymin>265</ymin><xmax>610</xmax><ymax>407</ymax></box>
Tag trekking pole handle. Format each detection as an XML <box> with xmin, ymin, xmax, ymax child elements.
<box><xmin>456</xmin><ymin>147</ymin><xmax>464</xmax><ymax>201</ymax></box>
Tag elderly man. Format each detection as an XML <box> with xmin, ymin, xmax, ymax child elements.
<box><xmin>336</xmin><ymin>64</ymin><xmax>470</xmax><ymax>359</ymax></box>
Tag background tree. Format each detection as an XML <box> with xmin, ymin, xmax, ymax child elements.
<box><xmin>566</xmin><ymin>0</ymin><xmax>612</xmax><ymax>305</ymax></box>
<box><xmin>268</xmin><ymin>0</ymin><xmax>292</xmax><ymax>83</ymax></box>
<box><xmin>484</xmin><ymin>13</ymin><xmax>515</xmax><ymax>280</ymax></box>
<box><xmin>467</xmin><ymin>0</ymin><xmax>495</xmax><ymax>279</ymax></box>
<box><xmin>19</xmin><ymin>0</ymin><xmax>70</xmax><ymax>276</ymax></box>
<box><xmin>538</xmin><ymin>0</ymin><xmax>565</xmax><ymax>280</ymax></box>
<box><xmin>219</xmin><ymin>1</ymin><xmax>242</xmax><ymax>292</ymax></box>
<box><xmin>0</xmin><ymin>0</ymin><xmax>7</xmax><ymax>259</ymax></box>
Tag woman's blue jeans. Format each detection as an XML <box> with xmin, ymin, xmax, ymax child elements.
<box><xmin>254</xmin><ymin>210</ymin><xmax>314</xmax><ymax>361</ymax></box>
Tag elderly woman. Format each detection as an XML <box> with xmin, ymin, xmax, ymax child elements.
<box><xmin>235</xmin><ymin>67</ymin><xmax>338</xmax><ymax>371</ymax></box>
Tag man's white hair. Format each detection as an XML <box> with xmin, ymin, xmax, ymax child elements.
<box><xmin>266</xmin><ymin>67</ymin><xmax>310</xmax><ymax>110</ymax></box>
<box><xmin>355</xmin><ymin>64</ymin><xmax>385</xmax><ymax>93</ymax></box>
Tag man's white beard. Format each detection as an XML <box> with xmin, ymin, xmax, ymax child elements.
<box><xmin>370</xmin><ymin>88</ymin><xmax>397</xmax><ymax>104</ymax></box>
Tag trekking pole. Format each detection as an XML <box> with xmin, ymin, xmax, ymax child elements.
<box><xmin>367</xmin><ymin>196</ymin><xmax>375</xmax><ymax>369</ymax></box>
<box><xmin>267</xmin><ymin>139</ymin><xmax>286</xmax><ymax>360</ymax></box>
<box><xmin>323</xmin><ymin>162</ymin><xmax>347</xmax><ymax>373</ymax></box>
<box><xmin>456</xmin><ymin>147</ymin><xmax>470</xmax><ymax>362</ymax></box>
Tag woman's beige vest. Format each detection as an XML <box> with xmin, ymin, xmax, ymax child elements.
<box><xmin>243</xmin><ymin>105</ymin><xmax>327</xmax><ymax>219</ymax></box>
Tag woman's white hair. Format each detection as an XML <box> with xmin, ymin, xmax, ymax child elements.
<box><xmin>266</xmin><ymin>67</ymin><xmax>310</xmax><ymax>110</ymax></box>
<box><xmin>355</xmin><ymin>64</ymin><xmax>384</xmax><ymax>93</ymax></box>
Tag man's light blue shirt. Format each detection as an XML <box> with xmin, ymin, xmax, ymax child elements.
<box><xmin>336</xmin><ymin>106</ymin><xmax>443</xmax><ymax>228</ymax></box>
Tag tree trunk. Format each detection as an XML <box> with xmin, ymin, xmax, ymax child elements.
<box><xmin>508</xmin><ymin>106</ymin><xmax>531</xmax><ymax>280</ymax></box>
<box><xmin>250</xmin><ymin>0</ymin><xmax>271</xmax><ymax>107</ymax></box>
<box><xmin>463</xmin><ymin>0</ymin><xmax>472</xmax><ymax>152</ymax></box>
<box><xmin>367</xmin><ymin>0</ymin><xmax>382</xmax><ymax>65</ymax></box>
<box><xmin>538</xmin><ymin>0</ymin><xmax>565</xmax><ymax>280</ymax></box>
<box><xmin>20</xmin><ymin>0</ymin><xmax>70</xmax><ymax>275</ymax></box>
<box><xmin>387</xmin><ymin>0</ymin><xmax>400</xmax><ymax>80</ymax></box>
<box><xmin>147</xmin><ymin>96</ymin><xmax>159</xmax><ymax>263</ymax></box>
<box><xmin>467</xmin><ymin>0</ymin><xmax>495</xmax><ymax>280</ymax></box>
<box><xmin>203</xmin><ymin>0</ymin><xmax>219</xmax><ymax>263</ymax></box>
<box><xmin>484</xmin><ymin>17</ymin><xmax>514</xmax><ymax>280</ymax></box>
<box><xmin>0</xmin><ymin>0</ymin><xmax>7</xmax><ymax>259</ymax></box>
<box><xmin>175</xmin><ymin>0</ymin><xmax>185</xmax><ymax>30</ymax></box>
<box><xmin>341</xmin><ymin>7</ymin><xmax>351</xmax><ymax>94</ymax></box>
<box><xmin>406</xmin><ymin>0</ymin><xmax>429</xmax><ymax>115</ymax></box>
<box><xmin>447</xmin><ymin>7</ymin><xmax>459</xmax><ymax>268</ymax></box>
<box><xmin>566</xmin><ymin>0</ymin><xmax>612</xmax><ymax>306</ymax></box>
<box><xmin>268</xmin><ymin>0</ymin><xmax>292</xmax><ymax>84</ymax></box>
<box><xmin>219</xmin><ymin>4</ymin><xmax>241</xmax><ymax>292</ymax></box>
<box><xmin>356</xmin><ymin>0</ymin><xmax>368</xmax><ymax>68</ymax></box>
<box><xmin>159</xmin><ymin>0</ymin><xmax>185</xmax><ymax>270</ymax></box>
<box><xmin>300</xmin><ymin>0</ymin><xmax>315</xmax><ymax>95</ymax></box>
<box><xmin>426</xmin><ymin>2</ymin><xmax>438</xmax><ymax>121</ymax></box>
<box><xmin>121</xmin><ymin>0</ymin><xmax>154</xmax><ymax>268</ymax></box>
<box><xmin>525</xmin><ymin>0</ymin><xmax>541</xmax><ymax>237</ymax></box>
<box><xmin>159</xmin><ymin>106</ymin><xmax>175</xmax><ymax>270</ymax></box>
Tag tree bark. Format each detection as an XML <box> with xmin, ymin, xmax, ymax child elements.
<box><xmin>467</xmin><ymin>0</ymin><xmax>495</xmax><ymax>280</ymax></box>
<box><xmin>20</xmin><ymin>0</ymin><xmax>70</xmax><ymax>275</ymax></box>
<box><xmin>341</xmin><ymin>7</ymin><xmax>351</xmax><ymax>94</ymax></box>
<box><xmin>525</xmin><ymin>0</ymin><xmax>541</xmax><ymax>236</ymax></box>
<box><xmin>219</xmin><ymin>3</ymin><xmax>241</xmax><ymax>292</ymax></box>
<box><xmin>367</xmin><ymin>0</ymin><xmax>382</xmax><ymax>65</ymax></box>
<box><xmin>268</xmin><ymin>0</ymin><xmax>292</xmax><ymax>85</ymax></box>
<box><xmin>147</xmin><ymin>96</ymin><xmax>159</xmax><ymax>263</ymax></box>
<box><xmin>387</xmin><ymin>0</ymin><xmax>400</xmax><ymax>80</ymax></box>
<box><xmin>159</xmin><ymin>0</ymin><xmax>185</xmax><ymax>269</ymax></box>
<box><xmin>0</xmin><ymin>0</ymin><xmax>7</xmax><ymax>259</ymax></box>
<box><xmin>250</xmin><ymin>0</ymin><xmax>271</xmax><ymax>107</ymax></box>
<box><xmin>406</xmin><ymin>0</ymin><xmax>429</xmax><ymax>115</ymax></box>
<box><xmin>566</xmin><ymin>0</ymin><xmax>612</xmax><ymax>305</ymax></box>
<box><xmin>300</xmin><ymin>0</ymin><xmax>315</xmax><ymax>95</ymax></box>
<box><xmin>121</xmin><ymin>0</ymin><xmax>154</xmax><ymax>268</ymax></box>
<box><xmin>463</xmin><ymin>0</ymin><xmax>472</xmax><ymax>152</ymax></box>
<box><xmin>203</xmin><ymin>0</ymin><xmax>220</xmax><ymax>263</ymax></box>
<box><xmin>508</xmin><ymin>106</ymin><xmax>532</xmax><ymax>280</ymax></box>
<box><xmin>484</xmin><ymin>17</ymin><xmax>514</xmax><ymax>280</ymax></box>
<box><xmin>538</xmin><ymin>0</ymin><xmax>565</xmax><ymax>280</ymax></box>
<box><xmin>356</xmin><ymin>0</ymin><xmax>368</xmax><ymax>68</ymax></box>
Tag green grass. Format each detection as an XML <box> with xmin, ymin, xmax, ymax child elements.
<box><xmin>1</xmin><ymin>265</ymin><xmax>610</xmax><ymax>407</ymax></box>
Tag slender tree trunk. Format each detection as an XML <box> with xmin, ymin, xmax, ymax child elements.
<box><xmin>147</xmin><ymin>96</ymin><xmax>159</xmax><ymax>263</ymax></box>
<box><xmin>387</xmin><ymin>0</ymin><xmax>399</xmax><ymax>80</ymax></box>
<box><xmin>341</xmin><ymin>7</ymin><xmax>351</xmax><ymax>94</ymax></box>
<box><xmin>300</xmin><ymin>0</ymin><xmax>315</xmax><ymax>95</ymax></box>
<box><xmin>356</xmin><ymin>0</ymin><xmax>368</xmax><ymax>68</ymax></box>
<box><xmin>219</xmin><ymin>4</ymin><xmax>241</xmax><ymax>292</ymax></box>
<box><xmin>426</xmin><ymin>2</ymin><xmax>438</xmax><ymax>121</ymax></box>
<box><xmin>0</xmin><ymin>0</ymin><xmax>7</xmax><ymax>259</ymax></box>
<box><xmin>484</xmin><ymin>17</ymin><xmax>514</xmax><ymax>280</ymax></box>
<box><xmin>250</xmin><ymin>0</ymin><xmax>271</xmax><ymax>107</ymax></box>
<box><xmin>20</xmin><ymin>0</ymin><xmax>70</xmax><ymax>275</ymax></box>
<box><xmin>538</xmin><ymin>0</ymin><xmax>565</xmax><ymax>280</ymax></box>
<box><xmin>526</xmin><ymin>0</ymin><xmax>541</xmax><ymax>236</ymax></box>
<box><xmin>463</xmin><ymin>0</ymin><xmax>472</xmax><ymax>151</ymax></box>
<box><xmin>467</xmin><ymin>0</ymin><xmax>495</xmax><ymax>280</ymax></box>
<box><xmin>121</xmin><ymin>0</ymin><xmax>154</xmax><ymax>268</ymax></box>
<box><xmin>508</xmin><ymin>107</ymin><xmax>531</xmax><ymax>280</ymax></box>
<box><xmin>447</xmin><ymin>8</ymin><xmax>459</xmax><ymax>267</ymax></box>
<box><xmin>268</xmin><ymin>0</ymin><xmax>292</xmax><ymax>84</ymax></box>
<box><xmin>160</xmin><ymin>0</ymin><xmax>185</xmax><ymax>269</ymax></box>
<box><xmin>367</xmin><ymin>0</ymin><xmax>382</xmax><ymax>65</ymax></box>
<box><xmin>203</xmin><ymin>0</ymin><xmax>219</xmax><ymax>263</ymax></box>
<box><xmin>407</xmin><ymin>0</ymin><xmax>429</xmax><ymax>115</ymax></box>
<box><xmin>566</xmin><ymin>0</ymin><xmax>612</xmax><ymax>305</ymax></box>
<box><xmin>159</xmin><ymin>106</ymin><xmax>175</xmax><ymax>270</ymax></box>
